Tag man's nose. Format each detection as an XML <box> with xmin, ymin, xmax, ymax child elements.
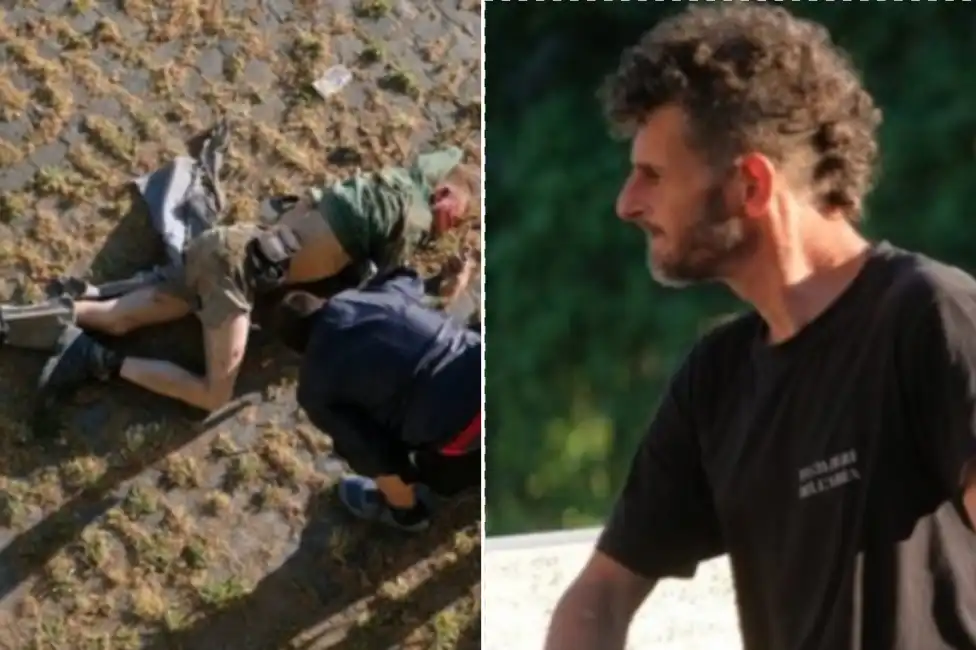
<box><xmin>616</xmin><ymin>180</ymin><xmax>643</xmax><ymax>223</ymax></box>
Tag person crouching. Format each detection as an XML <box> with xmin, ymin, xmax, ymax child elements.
<box><xmin>273</xmin><ymin>266</ymin><xmax>480</xmax><ymax>532</ymax></box>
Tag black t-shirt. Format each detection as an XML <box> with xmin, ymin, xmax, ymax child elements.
<box><xmin>598</xmin><ymin>242</ymin><xmax>976</xmax><ymax>650</ymax></box>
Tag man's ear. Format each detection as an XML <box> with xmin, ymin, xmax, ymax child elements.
<box><xmin>734</xmin><ymin>152</ymin><xmax>776</xmax><ymax>220</ymax></box>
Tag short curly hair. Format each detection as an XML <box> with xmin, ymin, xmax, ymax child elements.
<box><xmin>600</xmin><ymin>5</ymin><xmax>882</xmax><ymax>222</ymax></box>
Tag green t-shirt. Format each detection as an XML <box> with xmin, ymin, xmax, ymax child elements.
<box><xmin>309</xmin><ymin>146</ymin><xmax>463</xmax><ymax>270</ymax></box>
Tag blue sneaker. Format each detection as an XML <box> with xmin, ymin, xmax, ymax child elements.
<box><xmin>337</xmin><ymin>476</ymin><xmax>431</xmax><ymax>533</ymax></box>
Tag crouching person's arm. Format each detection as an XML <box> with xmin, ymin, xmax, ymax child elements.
<box><xmin>297</xmin><ymin>376</ymin><xmax>406</xmax><ymax>478</ymax></box>
<box><xmin>419</xmin><ymin>251</ymin><xmax>478</xmax><ymax>314</ymax></box>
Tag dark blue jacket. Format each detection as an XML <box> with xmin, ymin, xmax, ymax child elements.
<box><xmin>297</xmin><ymin>268</ymin><xmax>481</xmax><ymax>469</ymax></box>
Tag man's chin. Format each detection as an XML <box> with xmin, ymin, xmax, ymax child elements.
<box><xmin>650</xmin><ymin>266</ymin><xmax>697</xmax><ymax>289</ymax></box>
<box><xmin>647</xmin><ymin>254</ymin><xmax>714</xmax><ymax>289</ymax></box>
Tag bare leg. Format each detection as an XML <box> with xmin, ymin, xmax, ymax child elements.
<box><xmin>375</xmin><ymin>475</ymin><xmax>417</xmax><ymax>508</ymax></box>
<box><xmin>119</xmin><ymin>311</ymin><xmax>250</xmax><ymax>412</ymax></box>
<box><xmin>76</xmin><ymin>286</ymin><xmax>192</xmax><ymax>337</ymax></box>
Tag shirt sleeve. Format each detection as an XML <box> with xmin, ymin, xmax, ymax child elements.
<box><xmin>194</xmin><ymin>265</ymin><xmax>252</xmax><ymax>330</ymax></box>
<box><xmin>596</xmin><ymin>350</ymin><xmax>725</xmax><ymax>580</ymax></box>
<box><xmin>901</xmin><ymin>271</ymin><xmax>976</xmax><ymax>500</ymax></box>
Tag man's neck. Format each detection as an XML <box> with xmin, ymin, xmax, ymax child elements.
<box><xmin>727</xmin><ymin>222</ymin><xmax>871</xmax><ymax>344</ymax></box>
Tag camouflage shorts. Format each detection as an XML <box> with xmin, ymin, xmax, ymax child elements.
<box><xmin>158</xmin><ymin>224</ymin><xmax>259</xmax><ymax>328</ymax></box>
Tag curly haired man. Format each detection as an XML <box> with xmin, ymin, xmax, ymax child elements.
<box><xmin>546</xmin><ymin>6</ymin><xmax>976</xmax><ymax>650</ymax></box>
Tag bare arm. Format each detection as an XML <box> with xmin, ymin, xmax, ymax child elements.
<box><xmin>200</xmin><ymin>311</ymin><xmax>251</xmax><ymax>409</ymax></box>
<box><xmin>545</xmin><ymin>552</ymin><xmax>655</xmax><ymax>650</ymax></box>
<box><xmin>120</xmin><ymin>311</ymin><xmax>251</xmax><ymax>412</ymax></box>
<box><xmin>543</xmin><ymin>336</ymin><xmax>725</xmax><ymax>649</ymax></box>
<box><xmin>422</xmin><ymin>250</ymin><xmax>478</xmax><ymax>312</ymax></box>
<box><xmin>439</xmin><ymin>255</ymin><xmax>477</xmax><ymax>309</ymax></box>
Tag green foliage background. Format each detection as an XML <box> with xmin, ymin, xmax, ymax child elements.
<box><xmin>485</xmin><ymin>3</ymin><xmax>976</xmax><ymax>536</ymax></box>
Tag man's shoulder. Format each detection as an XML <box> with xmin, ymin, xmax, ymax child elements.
<box><xmin>873</xmin><ymin>244</ymin><xmax>976</xmax><ymax>322</ymax></box>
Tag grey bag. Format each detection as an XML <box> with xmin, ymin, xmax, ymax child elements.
<box><xmin>133</xmin><ymin>119</ymin><xmax>231</xmax><ymax>267</ymax></box>
<box><xmin>50</xmin><ymin>120</ymin><xmax>233</xmax><ymax>302</ymax></box>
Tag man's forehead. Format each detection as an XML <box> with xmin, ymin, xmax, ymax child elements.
<box><xmin>630</xmin><ymin>105</ymin><xmax>698</xmax><ymax>167</ymax></box>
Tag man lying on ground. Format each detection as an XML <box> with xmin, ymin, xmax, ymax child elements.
<box><xmin>11</xmin><ymin>147</ymin><xmax>478</xmax><ymax>431</ymax></box>
<box><xmin>270</xmin><ymin>254</ymin><xmax>481</xmax><ymax>532</ymax></box>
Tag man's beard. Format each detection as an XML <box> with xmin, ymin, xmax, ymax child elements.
<box><xmin>647</xmin><ymin>185</ymin><xmax>757</xmax><ymax>288</ymax></box>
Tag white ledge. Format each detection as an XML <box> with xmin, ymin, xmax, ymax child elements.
<box><xmin>485</xmin><ymin>529</ymin><xmax>741</xmax><ymax>650</ymax></box>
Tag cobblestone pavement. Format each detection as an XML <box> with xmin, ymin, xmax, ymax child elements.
<box><xmin>0</xmin><ymin>1</ymin><xmax>481</xmax><ymax>647</ymax></box>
